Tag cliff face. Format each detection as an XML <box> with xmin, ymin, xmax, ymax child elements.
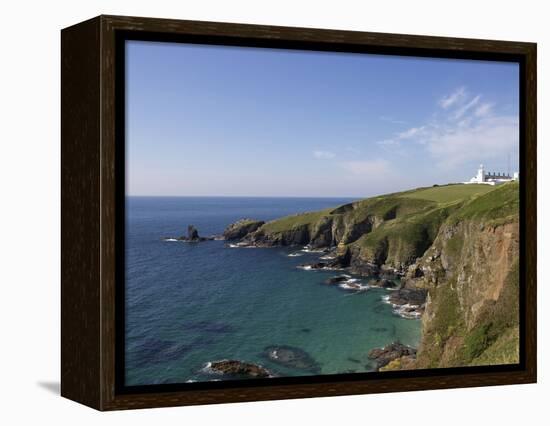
<box><xmin>405</xmin><ymin>185</ymin><xmax>520</xmax><ymax>368</ymax></box>
<box><xmin>242</xmin><ymin>194</ymin><xmax>456</xmax><ymax>274</ymax></box>
<box><xmin>227</xmin><ymin>182</ymin><xmax>520</xmax><ymax>369</ymax></box>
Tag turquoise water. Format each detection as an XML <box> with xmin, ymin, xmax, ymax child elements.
<box><xmin>126</xmin><ymin>197</ymin><xmax>421</xmax><ymax>385</ymax></box>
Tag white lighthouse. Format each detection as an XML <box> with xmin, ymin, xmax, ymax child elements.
<box><xmin>464</xmin><ymin>164</ymin><xmax>518</xmax><ymax>186</ymax></box>
<box><xmin>474</xmin><ymin>164</ymin><xmax>486</xmax><ymax>184</ymax></box>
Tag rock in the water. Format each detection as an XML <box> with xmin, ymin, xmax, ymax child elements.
<box><xmin>299</xmin><ymin>262</ymin><xmax>330</xmax><ymax>270</ymax></box>
<box><xmin>387</xmin><ymin>288</ymin><xmax>427</xmax><ymax>306</ymax></box>
<box><xmin>368</xmin><ymin>278</ymin><xmax>397</xmax><ymax>288</ymax></box>
<box><xmin>263</xmin><ymin>345</ymin><xmax>321</xmax><ymax>373</ymax></box>
<box><xmin>175</xmin><ymin>225</ymin><xmax>215</xmax><ymax>242</ymax></box>
<box><xmin>325</xmin><ymin>275</ymin><xmax>351</xmax><ymax>285</ymax></box>
<box><xmin>188</xmin><ymin>225</ymin><xmax>199</xmax><ymax>240</ymax></box>
<box><xmin>349</xmin><ymin>259</ymin><xmax>380</xmax><ymax>277</ymax></box>
<box><xmin>223</xmin><ymin>219</ymin><xmax>265</xmax><ymax>240</ymax></box>
<box><xmin>368</xmin><ymin>342</ymin><xmax>417</xmax><ymax>370</ymax></box>
<box><xmin>384</xmin><ymin>288</ymin><xmax>426</xmax><ymax>318</ymax></box>
<box><xmin>207</xmin><ymin>360</ymin><xmax>272</xmax><ymax>378</ymax></box>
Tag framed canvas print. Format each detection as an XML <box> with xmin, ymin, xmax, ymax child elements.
<box><xmin>61</xmin><ymin>15</ymin><xmax>536</xmax><ymax>410</ymax></box>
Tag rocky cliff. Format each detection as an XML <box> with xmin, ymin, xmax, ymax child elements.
<box><xmin>226</xmin><ymin>182</ymin><xmax>520</xmax><ymax>368</ymax></box>
<box><xmin>403</xmin><ymin>183</ymin><xmax>520</xmax><ymax>368</ymax></box>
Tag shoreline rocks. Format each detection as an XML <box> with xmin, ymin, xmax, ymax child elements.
<box><xmin>368</xmin><ymin>342</ymin><xmax>417</xmax><ymax>370</ymax></box>
<box><xmin>387</xmin><ymin>288</ymin><xmax>427</xmax><ymax>305</ymax></box>
<box><xmin>223</xmin><ymin>219</ymin><xmax>265</xmax><ymax>240</ymax></box>
<box><xmin>368</xmin><ymin>278</ymin><xmax>397</xmax><ymax>289</ymax></box>
<box><xmin>206</xmin><ymin>360</ymin><xmax>272</xmax><ymax>378</ymax></box>
<box><xmin>383</xmin><ymin>288</ymin><xmax>427</xmax><ymax>319</ymax></box>
<box><xmin>325</xmin><ymin>275</ymin><xmax>351</xmax><ymax>285</ymax></box>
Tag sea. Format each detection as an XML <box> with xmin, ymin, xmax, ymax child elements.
<box><xmin>125</xmin><ymin>196</ymin><xmax>421</xmax><ymax>385</ymax></box>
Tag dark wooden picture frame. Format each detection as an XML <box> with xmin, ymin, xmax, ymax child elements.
<box><xmin>61</xmin><ymin>15</ymin><xmax>537</xmax><ymax>411</ymax></box>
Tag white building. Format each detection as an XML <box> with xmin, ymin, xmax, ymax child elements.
<box><xmin>464</xmin><ymin>164</ymin><xmax>519</xmax><ymax>186</ymax></box>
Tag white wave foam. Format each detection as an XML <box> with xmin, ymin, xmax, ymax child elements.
<box><xmin>301</xmin><ymin>248</ymin><xmax>327</xmax><ymax>253</ymax></box>
<box><xmin>393</xmin><ymin>304</ymin><xmax>422</xmax><ymax>319</ymax></box>
<box><xmin>201</xmin><ymin>361</ymin><xmax>222</xmax><ymax>375</ymax></box>
<box><xmin>163</xmin><ymin>238</ymin><xmax>178</xmax><ymax>242</ymax></box>
<box><xmin>228</xmin><ymin>243</ymin><xmax>258</xmax><ymax>248</ymax></box>
<box><xmin>339</xmin><ymin>278</ymin><xmax>369</xmax><ymax>292</ymax></box>
<box><xmin>297</xmin><ymin>265</ymin><xmax>312</xmax><ymax>270</ymax></box>
<box><xmin>288</xmin><ymin>252</ymin><xmax>304</xmax><ymax>257</ymax></box>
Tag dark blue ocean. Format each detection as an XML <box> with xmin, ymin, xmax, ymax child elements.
<box><xmin>125</xmin><ymin>197</ymin><xmax>421</xmax><ymax>385</ymax></box>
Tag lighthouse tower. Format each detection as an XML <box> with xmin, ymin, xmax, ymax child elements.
<box><xmin>475</xmin><ymin>164</ymin><xmax>485</xmax><ymax>183</ymax></box>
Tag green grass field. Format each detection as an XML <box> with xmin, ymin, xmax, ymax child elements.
<box><xmin>399</xmin><ymin>184</ymin><xmax>497</xmax><ymax>204</ymax></box>
<box><xmin>261</xmin><ymin>208</ymin><xmax>334</xmax><ymax>233</ymax></box>
<box><xmin>259</xmin><ymin>183</ymin><xmax>517</xmax><ymax>246</ymax></box>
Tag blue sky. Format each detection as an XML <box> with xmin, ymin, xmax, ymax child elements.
<box><xmin>126</xmin><ymin>40</ymin><xmax>519</xmax><ymax>197</ymax></box>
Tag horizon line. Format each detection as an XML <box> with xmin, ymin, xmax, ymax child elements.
<box><xmin>126</xmin><ymin>194</ymin><xmax>365</xmax><ymax>199</ymax></box>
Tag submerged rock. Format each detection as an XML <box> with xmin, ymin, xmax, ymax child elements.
<box><xmin>263</xmin><ymin>345</ymin><xmax>321</xmax><ymax>373</ymax></box>
<box><xmin>128</xmin><ymin>338</ymin><xmax>190</xmax><ymax>368</ymax></box>
<box><xmin>182</xmin><ymin>320</ymin><xmax>236</xmax><ymax>334</ymax></box>
<box><xmin>223</xmin><ymin>219</ymin><xmax>265</xmax><ymax>240</ymax></box>
<box><xmin>368</xmin><ymin>342</ymin><xmax>417</xmax><ymax>370</ymax></box>
<box><xmin>207</xmin><ymin>360</ymin><xmax>272</xmax><ymax>378</ymax></box>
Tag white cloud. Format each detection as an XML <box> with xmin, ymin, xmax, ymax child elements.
<box><xmin>376</xmin><ymin>126</ymin><xmax>427</xmax><ymax>147</ymax></box>
<box><xmin>397</xmin><ymin>126</ymin><xmax>426</xmax><ymax>139</ymax></box>
<box><xmin>313</xmin><ymin>150</ymin><xmax>336</xmax><ymax>159</ymax></box>
<box><xmin>426</xmin><ymin>116</ymin><xmax>518</xmax><ymax>169</ymax></box>
<box><xmin>439</xmin><ymin>87</ymin><xmax>467</xmax><ymax>109</ymax></box>
<box><xmin>375</xmin><ymin>86</ymin><xmax>518</xmax><ymax>170</ymax></box>
<box><xmin>452</xmin><ymin>95</ymin><xmax>481</xmax><ymax>120</ymax></box>
<box><xmin>475</xmin><ymin>102</ymin><xmax>494</xmax><ymax>117</ymax></box>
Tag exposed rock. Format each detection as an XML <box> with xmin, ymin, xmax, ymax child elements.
<box><xmin>325</xmin><ymin>275</ymin><xmax>351</xmax><ymax>285</ymax></box>
<box><xmin>349</xmin><ymin>261</ymin><xmax>381</xmax><ymax>277</ymax></box>
<box><xmin>379</xmin><ymin>355</ymin><xmax>417</xmax><ymax>371</ymax></box>
<box><xmin>368</xmin><ymin>278</ymin><xmax>397</xmax><ymax>289</ymax></box>
<box><xmin>414</xmin><ymin>219</ymin><xmax>520</xmax><ymax>368</ymax></box>
<box><xmin>223</xmin><ymin>219</ymin><xmax>265</xmax><ymax>240</ymax></box>
<box><xmin>208</xmin><ymin>360</ymin><xmax>272</xmax><ymax>378</ymax></box>
<box><xmin>175</xmin><ymin>225</ymin><xmax>215</xmax><ymax>242</ymax></box>
<box><xmin>393</xmin><ymin>304</ymin><xmax>425</xmax><ymax>319</ymax></box>
<box><xmin>299</xmin><ymin>262</ymin><xmax>327</xmax><ymax>270</ymax></box>
<box><xmin>387</xmin><ymin>288</ymin><xmax>427</xmax><ymax>306</ymax></box>
<box><xmin>188</xmin><ymin>225</ymin><xmax>199</xmax><ymax>240</ymax></box>
<box><xmin>409</xmin><ymin>264</ymin><xmax>425</xmax><ymax>278</ymax></box>
<box><xmin>263</xmin><ymin>345</ymin><xmax>321</xmax><ymax>373</ymax></box>
<box><xmin>368</xmin><ymin>342</ymin><xmax>417</xmax><ymax>370</ymax></box>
